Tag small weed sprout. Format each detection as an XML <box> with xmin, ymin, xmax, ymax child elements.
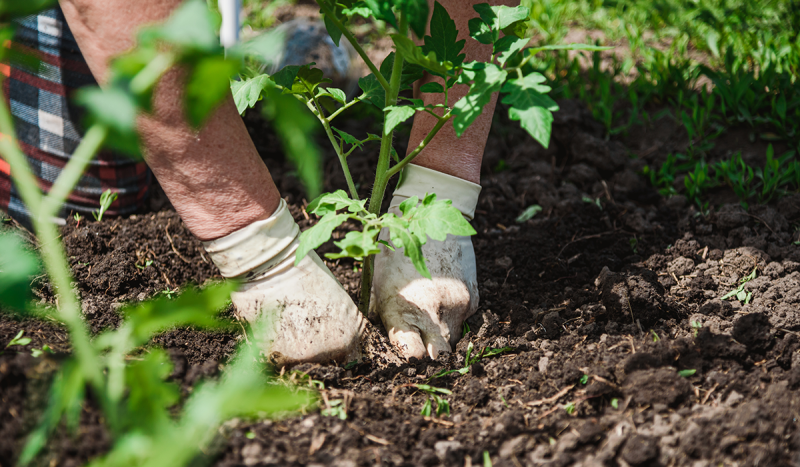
<box><xmin>135</xmin><ymin>259</ymin><xmax>154</xmax><ymax>270</ymax></box>
<box><xmin>610</xmin><ymin>398</ymin><xmax>619</xmax><ymax>409</ymax></box>
<box><xmin>5</xmin><ymin>330</ymin><xmax>32</xmax><ymax>348</ymax></box>
<box><xmin>629</xmin><ymin>237</ymin><xmax>638</xmax><ymax>254</ymax></box>
<box><xmin>321</xmin><ymin>399</ymin><xmax>348</xmax><ymax>420</ymax></box>
<box><xmin>415</xmin><ymin>384</ymin><xmax>451</xmax><ymax>417</ymax></box>
<box><xmin>516</xmin><ymin>204</ymin><xmax>542</xmax><ymax>223</ymax></box>
<box><xmin>582</xmin><ymin>196</ymin><xmax>602</xmax><ymax>209</ymax></box>
<box><xmin>431</xmin><ymin>341</ymin><xmax>514</xmax><ymax>379</ymax></box>
<box><xmin>483</xmin><ymin>451</ymin><xmax>493</xmax><ymax>467</ymax></box>
<box><xmin>92</xmin><ymin>189</ymin><xmax>118</xmax><ymax>222</ymax></box>
<box><xmin>579</xmin><ymin>374</ymin><xmax>589</xmax><ymax>385</ymax></box>
<box><xmin>691</xmin><ymin>320</ymin><xmax>702</xmax><ymax>337</ymax></box>
<box><xmin>650</xmin><ymin>329</ymin><xmax>660</xmax><ymax>342</ymax></box>
<box><xmin>720</xmin><ymin>266</ymin><xmax>757</xmax><ymax>304</ymax></box>
<box><xmin>678</xmin><ymin>369</ymin><xmax>696</xmax><ymax>378</ymax></box>
<box><xmin>31</xmin><ymin>345</ymin><xmax>52</xmax><ymax>358</ymax></box>
<box><xmin>563</xmin><ymin>402</ymin><xmax>576</xmax><ymax>414</ymax></box>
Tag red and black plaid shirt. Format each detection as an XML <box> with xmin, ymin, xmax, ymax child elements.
<box><xmin>1</xmin><ymin>7</ymin><xmax>151</xmax><ymax>229</ymax></box>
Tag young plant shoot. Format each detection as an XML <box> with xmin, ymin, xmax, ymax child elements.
<box><xmin>233</xmin><ymin>1</ymin><xmax>604</xmax><ymax>313</ymax></box>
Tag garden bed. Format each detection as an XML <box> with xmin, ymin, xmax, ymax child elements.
<box><xmin>2</xmin><ymin>92</ymin><xmax>800</xmax><ymax>467</ymax></box>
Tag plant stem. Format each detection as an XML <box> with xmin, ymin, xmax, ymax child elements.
<box><xmin>327</xmin><ymin>96</ymin><xmax>361</xmax><ymax>121</ymax></box>
<box><xmin>308</xmin><ymin>96</ymin><xmax>360</xmax><ymax>201</ymax></box>
<box><xmin>40</xmin><ymin>125</ymin><xmax>109</xmax><ymax>220</ymax></box>
<box><xmin>0</xmin><ymin>94</ymin><xmax>103</xmax><ymax>387</ymax></box>
<box><xmin>315</xmin><ymin>1</ymin><xmax>390</xmax><ymax>91</ymax></box>
<box><xmin>386</xmin><ymin>113</ymin><xmax>451</xmax><ymax>178</ymax></box>
<box><xmin>359</xmin><ymin>14</ymin><xmax>408</xmax><ymax>314</ymax></box>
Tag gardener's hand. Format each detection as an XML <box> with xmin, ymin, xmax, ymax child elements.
<box><xmin>204</xmin><ymin>200</ymin><xmax>365</xmax><ymax>367</ymax></box>
<box><xmin>371</xmin><ymin>165</ymin><xmax>481</xmax><ymax>360</ymax></box>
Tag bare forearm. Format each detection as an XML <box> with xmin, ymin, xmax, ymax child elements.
<box><xmin>59</xmin><ymin>0</ymin><xmax>280</xmax><ymax>240</ymax></box>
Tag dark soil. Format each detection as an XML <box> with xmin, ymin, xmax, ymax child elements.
<box><xmin>3</xmin><ymin>90</ymin><xmax>800</xmax><ymax>466</ymax></box>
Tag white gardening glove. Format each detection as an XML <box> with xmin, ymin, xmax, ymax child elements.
<box><xmin>371</xmin><ymin>164</ymin><xmax>481</xmax><ymax>360</ymax></box>
<box><xmin>204</xmin><ymin>200</ymin><xmax>365</xmax><ymax>367</ymax></box>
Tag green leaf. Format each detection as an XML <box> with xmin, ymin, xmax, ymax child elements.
<box><xmin>326</xmin><ymin>228</ymin><xmax>382</xmax><ymax>260</ymax></box>
<box><xmin>384</xmin><ymin>105</ymin><xmax>418</xmax><ymax>135</ymax></box>
<box><xmin>494</xmin><ymin>36</ymin><xmax>529</xmax><ymax>65</ymax></box>
<box><xmin>271</xmin><ymin>65</ymin><xmax>302</xmax><ymax>88</ymax></box>
<box><xmin>406</xmin><ymin>194</ymin><xmax>477</xmax><ymax>241</ymax></box>
<box><xmin>515</xmin><ymin>204</ymin><xmax>542</xmax><ymax>223</ymax></box>
<box><xmin>342</xmin><ymin>4</ymin><xmax>373</xmax><ymax>18</ymax></box>
<box><xmin>184</xmin><ymin>56</ymin><xmax>241</xmax><ymax>127</ymax></box>
<box><xmin>261</xmin><ymin>86</ymin><xmax>323</xmax><ymax>198</ymax></box>
<box><xmin>323</xmin><ymin>13</ymin><xmax>343</xmax><ymax>47</ymax></box>
<box><xmin>383</xmin><ymin>215</ymin><xmax>429</xmax><ymax>278</ymax></box>
<box><xmin>500</xmin><ymin>73</ymin><xmax>559</xmax><ymax>148</ymax></box>
<box><xmin>295</xmin><ymin>213</ymin><xmax>350</xmax><ymax>265</ymax></box>
<box><xmin>333</xmin><ymin>127</ymin><xmax>363</xmax><ymax>149</ymax></box>
<box><xmin>399</xmin><ymin>0</ymin><xmax>429</xmax><ymax>39</ymax></box>
<box><xmin>231</xmin><ymin>74</ymin><xmax>270</xmax><ymax>115</ymax></box>
<box><xmin>106</xmin><ymin>281</ymin><xmax>237</xmax><ymax>350</ymax></box>
<box><xmin>125</xmin><ymin>349</ymin><xmax>180</xmax><ymax>432</ymax></box>
<box><xmin>392</xmin><ymin>34</ymin><xmax>452</xmax><ymax>77</ymax></box>
<box><xmin>0</xmin><ymin>0</ymin><xmax>55</xmax><ymax>22</ymax></box>
<box><xmin>452</xmin><ymin>62</ymin><xmax>507</xmax><ymax>136</ymax></box>
<box><xmin>295</xmin><ymin>66</ymin><xmax>333</xmax><ymax>94</ymax></box>
<box><xmin>678</xmin><ymin>369</ymin><xmax>696</xmax><ymax>378</ymax></box>
<box><xmin>363</xmin><ymin>0</ymin><xmax>398</xmax><ymax>28</ymax></box>
<box><xmin>307</xmin><ymin>190</ymin><xmax>367</xmax><ymax>215</ymax></box>
<box><xmin>0</xmin><ymin>233</ymin><xmax>40</xmax><ymax>312</ymax></box>
<box><xmin>471</xmin><ymin>4</ymin><xmax>530</xmax><ymax>43</ymax></box>
<box><xmin>422</xmin><ymin>1</ymin><xmax>466</xmax><ymax>70</ymax></box>
<box><xmin>358</xmin><ymin>73</ymin><xmax>386</xmax><ymax>108</ymax></box>
<box><xmin>358</xmin><ymin>53</ymin><xmax>424</xmax><ymax>107</ymax></box>
<box><xmin>324</xmin><ymin>87</ymin><xmax>347</xmax><ymax>103</ymax></box>
<box><xmin>140</xmin><ymin>0</ymin><xmax>221</xmax><ymax>54</ymax></box>
<box><xmin>74</xmin><ymin>87</ymin><xmax>142</xmax><ymax>158</ymax></box>
<box><xmin>419</xmin><ymin>82</ymin><xmax>445</xmax><ymax>93</ymax></box>
<box><xmin>468</xmin><ymin>18</ymin><xmax>494</xmax><ymax>45</ymax></box>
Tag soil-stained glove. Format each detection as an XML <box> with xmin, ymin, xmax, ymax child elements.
<box><xmin>371</xmin><ymin>164</ymin><xmax>481</xmax><ymax>360</ymax></box>
<box><xmin>204</xmin><ymin>200</ymin><xmax>365</xmax><ymax>367</ymax></box>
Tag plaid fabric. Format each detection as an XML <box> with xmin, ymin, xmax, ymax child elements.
<box><xmin>0</xmin><ymin>7</ymin><xmax>151</xmax><ymax>229</ymax></box>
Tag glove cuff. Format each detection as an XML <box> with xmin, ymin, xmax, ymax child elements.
<box><xmin>392</xmin><ymin>164</ymin><xmax>481</xmax><ymax>220</ymax></box>
<box><xmin>202</xmin><ymin>199</ymin><xmax>300</xmax><ymax>279</ymax></box>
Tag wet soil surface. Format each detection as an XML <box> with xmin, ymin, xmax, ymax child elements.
<box><xmin>2</xmin><ymin>96</ymin><xmax>800</xmax><ymax>467</ymax></box>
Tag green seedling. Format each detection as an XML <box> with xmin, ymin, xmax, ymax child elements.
<box><xmin>73</xmin><ymin>212</ymin><xmax>83</xmax><ymax>227</ymax></box>
<box><xmin>684</xmin><ymin>160</ymin><xmax>716</xmax><ymax>206</ymax></box>
<box><xmin>650</xmin><ymin>330</ymin><xmax>660</xmax><ymax>342</ymax></box>
<box><xmin>6</xmin><ymin>330</ymin><xmax>32</xmax><ymax>348</ymax></box>
<box><xmin>483</xmin><ymin>451</ymin><xmax>493</xmax><ymax>467</ymax></box>
<box><xmin>245</xmin><ymin>431</ymin><xmax>256</xmax><ymax>439</ymax></box>
<box><xmin>629</xmin><ymin>237</ymin><xmax>638</xmax><ymax>254</ymax></box>
<box><xmin>321</xmin><ymin>399</ymin><xmax>348</xmax><ymax>420</ymax></box>
<box><xmin>579</xmin><ymin>374</ymin><xmax>589</xmax><ymax>385</ymax></box>
<box><xmin>678</xmin><ymin>369</ymin><xmax>696</xmax><ymax>378</ymax></box>
<box><xmin>462</xmin><ymin>321</ymin><xmax>471</xmax><ymax>337</ymax></box>
<box><xmin>691</xmin><ymin>320</ymin><xmax>702</xmax><ymax>337</ymax></box>
<box><xmin>135</xmin><ymin>259</ymin><xmax>154</xmax><ymax>270</ymax></box>
<box><xmin>713</xmin><ymin>152</ymin><xmax>756</xmax><ymax>207</ymax></box>
<box><xmin>582</xmin><ymin>196</ymin><xmax>602</xmax><ymax>210</ymax></box>
<box><xmin>92</xmin><ymin>189</ymin><xmax>118</xmax><ymax>222</ymax></box>
<box><xmin>563</xmin><ymin>401</ymin><xmax>576</xmax><ymax>414</ymax></box>
<box><xmin>234</xmin><ymin>1</ymin><xmax>606</xmax><ymax>314</ymax></box>
<box><xmin>31</xmin><ymin>345</ymin><xmax>52</xmax><ymax>358</ymax></box>
<box><xmin>516</xmin><ymin>204</ymin><xmax>542</xmax><ymax>223</ymax></box>
<box><xmin>720</xmin><ymin>266</ymin><xmax>757</xmax><ymax>304</ymax></box>
<box><xmin>416</xmin><ymin>384</ymin><xmax>451</xmax><ymax>417</ymax></box>
<box><xmin>432</xmin><ymin>341</ymin><xmax>514</xmax><ymax>379</ymax></box>
<box><xmin>610</xmin><ymin>398</ymin><xmax>619</xmax><ymax>409</ymax></box>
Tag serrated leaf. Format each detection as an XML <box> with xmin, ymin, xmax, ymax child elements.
<box><xmin>324</xmin><ymin>87</ymin><xmax>347</xmax><ymax>103</ymax></box>
<box><xmin>333</xmin><ymin>127</ymin><xmax>362</xmax><ymax>149</ymax></box>
<box><xmin>363</xmin><ymin>0</ymin><xmax>398</xmax><ymax>28</ymax></box>
<box><xmin>358</xmin><ymin>53</ymin><xmax>424</xmax><ymax>107</ymax></box>
<box><xmin>185</xmin><ymin>56</ymin><xmax>241</xmax><ymax>127</ymax></box>
<box><xmin>74</xmin><ymin>87</ymin><xmax>141</xmax><ymax>158</ymax></box>
<box><xmin>406</xmin><ymin>195</ymin><xmax>476</xmax><ymax>241</ymax></box>
<box><xmin>452</xmin><ymin>62</ymin><xmax>507</xmax><ymax>136</ymax></box>
<box><xmin>322</xmin><ymin>13</ymin><xmax>343</xmax><ymax>47</ymax></box>
<box><xmin>468</xmin><ymin>18</ymin><xmax>493</xmax><ymax>44</ymax></box>
<box><xmin>295</xmin><ymin>213</ymin><xmax>350</xmax><ymax>265</ymax></box>
<box><xmin>395</xmin><ymin>0</ymin><xmax>429</xmax><ymax>38</ymax></box>
<box><xmin>421</xmin><ymin>1</ymin><xmax>465</xmax><ymax>71</ymax></box>
<box><xmin>494</xmin><ymin>36</ymin><xmax>529</xmax><ymax>65</ymax></box>
<box><xmin>419</xmin><ymin>82</ymin><xmax>445</xmax><ymax>93</ymax></box>
<box><xmin>495</xmin><ymin>5</ymin><xmax>529</xmax><ymax>36</ymax></box>
<box><xmin>471</xmin><ymin>4</ymin><xmax>529</xmax><ymax>43</ymax></box>
<box><xmin>392</xmin><ymin>34</ymin><xmax>452</xmax><ymax>77</ymax></box>
<box><xmin>231</xmin><ymin>74</ymin><xmax>270</xmax><ymax>114</ymax></box>
<box><xmin>326</xmin><ymin>228</ymin><xmax>382</xmax><ymax>260</ymax></box>
<box><xmin>0</xmin><ymin>233</ymin><xmax>40</xmax><ymax>312</ymax></box>
<box><xmin>384</xmin><ymin>105</ymin><xmax>418</xmax><ymax>135</ymax></box>
<box><xmin>307</xmin><ymin>189</ymin><xmax>366</xmax><ymax>215</ymax></box>
<box><xmin>295</xmin><ymin>66</ymin><xmax>332</xmax><ymax>94</ymax></box>
<box><xmin>271</xmin><ymin>65</ymin><xmax>302</xmax><ymax>88</ymax></box>
<box><xmin>342</xmin><ymin>4</ymin><xmax>373</xmax><ymax>18</ymax></box>
<box><xmin>383</xmin><ymin>215</ymin><xmax>429</xmax><ymax>278</ymax></box>
<box><xmin>500</xmin><ymin>73</ymin><xmax>559</xmax><ymax>148</ymax></box>
<box><xmin>399</xmin><ymin>196</ymin><xmax>418</xmax><ymax>217</ymax></box>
